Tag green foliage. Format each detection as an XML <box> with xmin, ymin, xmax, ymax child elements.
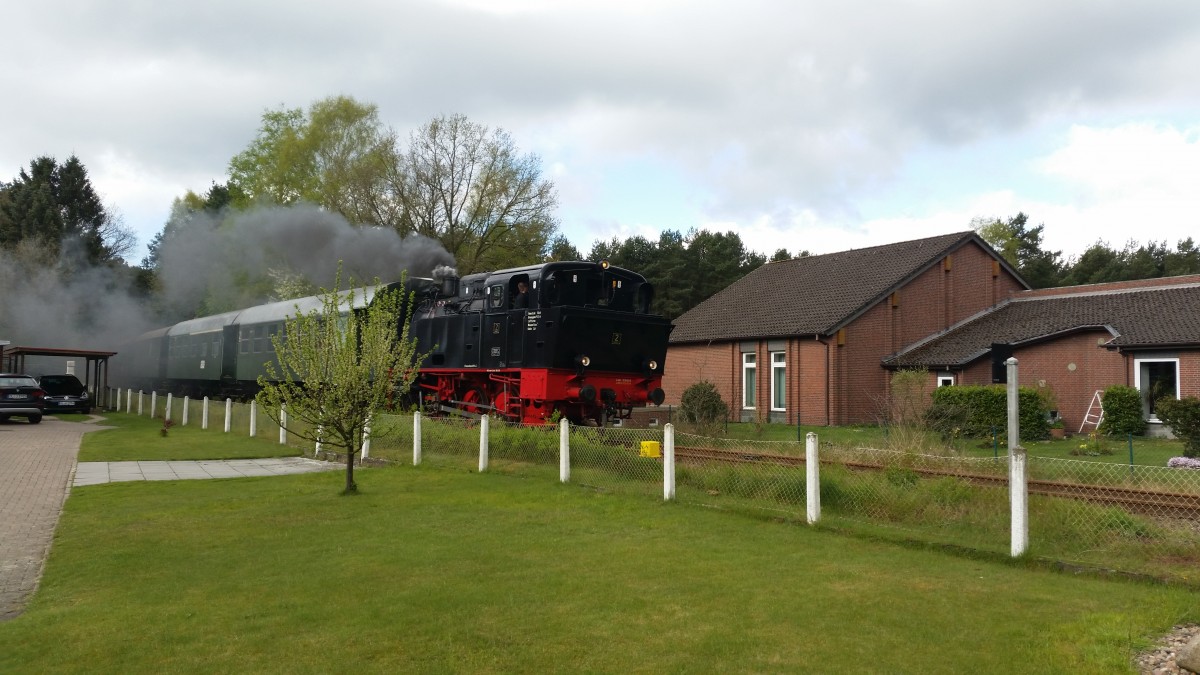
<box><xmin>255</xmin><ymin>269</ymin><xmax>423</xmax><ymax>492</ymax></box>
<box><xmin>1098</xmin><ymin>385</ymin><xmax>1144</xmax><ymax>436</ymax></box>
<box><xmin>1155</xmin><ymin>396</ymin><xmax>1200</xmax><ymax>458</ymax></box>
<box><xmin>973</xmin><ymin>212</ymin><xmax>1063</xmax><ymax>288</ymax></box>
<box><xmin>678</xmin><ymin>380</ymin><xmax>729</xmax><ymax>433</ymax></box>
<box><xmin>926</xmin><ymin>385</ymin><xmax>1049</xmax><ymax>441</ymax></box>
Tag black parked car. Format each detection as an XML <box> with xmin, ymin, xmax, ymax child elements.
<box><xmin>38</xmin><ymin>374</ymin><xmax>92</xmax><ymax>414</ymax></box>
<box><xmin>0</xmin><ymin>373</ymin><xmax>45</xmax><ymax>424</ymax></box>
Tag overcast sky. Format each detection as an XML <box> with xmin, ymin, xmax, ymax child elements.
<box><xmin>5</xmin><ymin>0</ymin><xmax>1199</xmax><ymax>265</ymax></box>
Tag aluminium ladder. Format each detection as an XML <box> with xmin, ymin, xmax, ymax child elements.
<box><xmin>1078</xmin><ymin>390</ymin><xmax>1104</xmax><ymax>433</ymax></box>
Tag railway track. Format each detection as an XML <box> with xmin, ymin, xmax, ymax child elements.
<box><xmin>674</xmin><ymin>445</ymin><xmax>1200</xmax><ymax>518</ymax></box>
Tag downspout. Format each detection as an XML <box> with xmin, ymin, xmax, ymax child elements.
<box><xmin>822</xmin><ymin>334</ymin><xmax>830</xmax><ymax>426</ymax></box>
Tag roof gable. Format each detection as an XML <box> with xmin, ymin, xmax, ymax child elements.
<box><xmin>887</xmin><ymin>280</ymin><xmax>1200</xmax><ymax>368</ymax></box>
<box><xmin>670</xmin><ymin>231</ymin><xmax>1015</xmax><ymax>344</ymax></box>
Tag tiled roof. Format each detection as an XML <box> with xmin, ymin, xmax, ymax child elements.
<box><xmin>671</xmin><ymin>231</ymin><xmax>990</xmax><ymax>344</ymax></box>
<box><xmin>886</xmin><ymin>282</ymin><xmax>1200</xmax><ymax>368</ymax></box>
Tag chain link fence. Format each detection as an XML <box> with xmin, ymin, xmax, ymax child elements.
<box><xmin>105</xmin><ymin>387</ymin><xmax>1200</xmax><ymax>583</ymax></box>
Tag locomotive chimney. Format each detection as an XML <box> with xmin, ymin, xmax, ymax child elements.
<box><xmin>433</xmin><ymin>265</ymin><xmax>460</xmax><ymax>298</ymax></box>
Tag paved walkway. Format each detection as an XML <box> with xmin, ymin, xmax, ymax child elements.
<box><xmin>0</xmin><ymin>416</ymin><xmax>338</xmax><ymax>622</ymax></box>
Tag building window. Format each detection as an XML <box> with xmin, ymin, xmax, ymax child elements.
<box><xmin>937</xmin><ymin>374</ymin><xmax>955</xmax><ymax>387</ymax></box>
<box><xmin>1134</xmin><ymin>358</ymin><xmax>1179</xmax><ymax>421</ymax></box>
<box><xmin>742</xmin><ymin>352</ymin><xmax>756</xmax><ymax>409</ymax></box>
<box><xmin>770</xmin><ymin>351</ymin><xmax>786</xmax><ymax>411</ymax></box>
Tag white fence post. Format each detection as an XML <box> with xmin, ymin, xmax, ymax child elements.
<box><xmin>413</xmin><ymin>413</ymin><xmax>422</xmax><ymax>465</ymax></box>
<box><xmin>182</xmin><ymin>396</ymin><xmax>190</xmax><ymax>426</ymax></box>
<box><xmin>202</xmin><ymin>397</ymin><xmax>209</xmax><ymax>429</ymax></box>
<box><xmin>249</xmin><ymin>400</ymin><xmax>257</xmax><ymax>437</ymax></box>
<box><xmin>224</xmin><ymin>398</ymin><xmax>232</xmax><ymax>433</ymax></box>
<box><xmin>125</xmin><ymin>388</ymin><xmax>131</xmax><ymax>414</ymax></box>
<box><xmin>137</xmin><ymin>390</ymin><xmax>143</xmax><ymax>416</ymax></box>
<box><xmin>150</xmin><ymin>391</ymin><xmax>157</xmax><ymax>418</ymax></box>
<box><xmin>663</xmin><ymin>423</ymin><xmax>676</xmax><ymax>500</ymax></box>
<box><xmin>479</xmin><ymin>415</ymin><xmax>490</xmax><ymax>472</ymax></box>
<box><xmin>362</xmin><ymin>416</ymin><xmax>371</xmax><ymax>460</ymax></box>
<box><xmin>806</xmin><ymin>432</ymin><xmax>821</xmax><ymax>524</ymax></box>
<box><xmin>279</xmin><ymin>405</ymin><xmax>287</xmax><ymax>444</ymax></box>
<box><xmin>165</xmin><ymin>393</ymin><xmax>173</xmax><ymax>421</ymax></box>
<box><xmin>1007</xmin><ymin>357</ymin><xmax>1028</xmax><ymax>557</ymax></box>
<box><xmin>559</xmin><ymin>418</ymin><xmax>570</xmax><ymax>483</ymax></box>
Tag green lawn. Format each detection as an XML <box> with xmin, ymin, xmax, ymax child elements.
<box><xmin>1</xmin><ymin>465</ymin><xmax>1196</xmax><ymax>672</ymax></box>
<box><xmin>78</xmin><ymin>412</ymin><xmax>303</xmax><ymax>461</ymax></box>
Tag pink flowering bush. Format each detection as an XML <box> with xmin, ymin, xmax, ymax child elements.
<box><xmin>1167</xmin><ymin>457</ymin><xmax>1200</xmax><ymax>470</ymax></box>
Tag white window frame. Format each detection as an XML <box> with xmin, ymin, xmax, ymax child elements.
<box><xmin>770</xmin><ymin>351</ymin><xmax>786</xmax><ymax>411</ymax></box>
<box><xmin>742</xmin><ymin>352</ymin><xmax>756</xmax><ymax>410</ymax></box>
<box><xmin>1133</xmin><ymin>357</ymin><xmax>1180</xmax><ymax>421</ymax></box>
<box><xmin>937</xmin><ymin>374</ymin><xmax>955</xmax><ymax>387</ymax></box>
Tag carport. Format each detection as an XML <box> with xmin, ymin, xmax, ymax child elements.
<box><xmin>0</xmin><ymin>346</ymin><xmax>117</xmax><ymax>408</ymax></box>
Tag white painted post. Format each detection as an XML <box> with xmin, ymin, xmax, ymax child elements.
<box><xmin>806</xmin><ymin>432</ymin><xmax>821</xmax><ymax>524</ymax></box>
<box><xmin>413</xmin><ymin>413</ymin><xmax>422</xmax><ymax>465</ymax></box>
<box><xmin>479</xmin><ymin>415</ymin><xmax>490</xmax><ymax>472</ymax></box>
<box><xmin>202</xmin><ymin>397</ymin><xmax>209</xmax><ymax>429</ymax></box>
<box><xmin>224</xmin><ymin>398</ymin><xmax>232</xmax><ymax>433</ymax></box>
<box><xmin>165</xmin><ymin>393</ymin><xmax>173</xmax><ymax>421</ymax></box>
<box><xmin>150</xmin><ymin>391</ymin><xmax>157</xmax><ymax>418</ymax></box>
<box><xmin>362</xmin><ymin>416</ymin><xmax>371</xmax><ymax>460</ymax></box>
<box><xmin>137</xmin><ymin>390</ymin><xmax>143</xmax><ymax>416</ymax></box>
<box><xmin>279</xmin><ymin>405</ymin><xmax>287</xmax><ymax>444</ymax></box>
<box><xmin>663</xmin><ymin>423</ymin><xmax>676</xmax><ymax>500</ymax></box>
<box><xmin>559</xmin><ymin>418</ymin><xmax>570</xmax><ymax>483</ymax></box>
<box><xmin>1007</xmin><ymin>357</ymin><xmax>1028</xmax><ymax>557</ymax></box>
<box><xmin>182</xmin><ymin>396</ymin><xmax>190</xmax><ymax>426</ymax></box>
<box><xmin>125</xmin><ymin>388</ymin><xmax>131</xmax><ymax>414</ymax></box>
<box><xmin>249</xmin><ymin>400</ymin><xmax>257</xmax><ymax>437</ymax></box>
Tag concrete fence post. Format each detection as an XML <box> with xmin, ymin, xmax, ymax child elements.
<box><xmin>1007</xmin><ymin>357</ymin><xmax>1028</xmax><ymax>557</ymax></box>
<box><xmin>559</xmin><ymin>418</ymin><xmax>570</xmax><ymax>483</ymax></box>
<box><xmin>202</xmin><ymin>397</ymin><xmax>209</xmax><ymax>429</ymax></box>
<box><xmin>249</xmin><ymin>400</ymin><xmax>257</xmax><ymax>437</ymax></box>
<box><xmin>224</xmin><ymin>398</ymin><xmax>232</xmax><ymax>433</ymax></box>
<box><xmin>413</xmin><ymin>413</ymin><xmax>422</xmax><ymax>465</ymax></box>
<box><xmin>182</xmin><ymin>396</ymin><xmax>190</xmax><ymax>426</ymax></box>
<box><xmin>125</xmin><ymin>388</ymin><xmax>131</xmax><ymax>414</ymax></box>
<box><xmin>137</xmin><ymin>390</ymin><xmax>143</xmax><ymax>416</ymax></box>
<box><xmin>165</xmin><ymin>393</ymin><xmax>173</xmax><ymax>422</ymax></box>
<box><xmin>362</xmin><ymin>416</ymin><xmax>371</xmax><ymax>460</ymax></box>
<box><xmin>150</xmin><ymin>391</ymin><xmax>157</xmax><ymax>418</ymax></box>
<box><xmin>806</xmin><ymin>432</ymin><xmax>821</xmax><ymax>524</ymax></box>
<box><xmin>663</xmin><ymin>423</ymin><xmax>676</xmax><ymax>500</ymax></box>
<box><xmin>479</xmin><ymin>415</ymin><xmax>490</xmax><ymax>472</ymax></box>
<box><xmin>279</xmin><ymin>405</ymin><xmax>287</xmax><ymax>445</ymax></box>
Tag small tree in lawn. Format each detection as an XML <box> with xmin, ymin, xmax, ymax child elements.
<box><xmin>256</xmin><ymin>270</ymin><xmax>421</xmax><ymax>493</ymax></box>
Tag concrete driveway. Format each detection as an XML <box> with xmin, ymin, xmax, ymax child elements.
<box><xmin>0</xmin><ymin>416</ymin><xmax>337</xmax><ymax>622</ymax></box>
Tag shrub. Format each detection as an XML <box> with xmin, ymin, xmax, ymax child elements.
<box><xmin>1099</xmin><ymin>385</ymin><xmax>1144</xmax><ymax>436</ymax></box>
<box><xmin>1156</xmin><ymin>397</ymin><xmax>1200</xmax><ymax>458</ymax></box>
<box><xmin>678</xmin><ymin>380</ymin><xmax>729</xmax><ymax>434</ymax></box>
<box><xmin>926</xmin><ymin>385</ymin><xmax>1048</xmax><ymax>441</ymax></box>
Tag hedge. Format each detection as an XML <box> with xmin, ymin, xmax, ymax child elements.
<box><xmin>927</xmin><ymin>385</ymin><xmax>1049</xmax><ymax>441</ymax></box>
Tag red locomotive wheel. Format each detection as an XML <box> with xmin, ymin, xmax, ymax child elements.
<box><xmin>461</xmin><ymin>387</ymin><xmax>489</xmax><ymax>415</ymax></box>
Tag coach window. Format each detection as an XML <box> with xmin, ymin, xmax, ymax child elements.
<box><xmin>770</xmin><ymin>351</ymin><xmax>786</xmax><ymax>411</ymax></box>
<box><xmin>743</xmin><ymin>352</ymin><xmax>757</xmax><ymax>410</ymax></box>
<box><xmin>240</xmin><ymin>329</ymin><xmax>250</xmax><ymax>354</ymax></box>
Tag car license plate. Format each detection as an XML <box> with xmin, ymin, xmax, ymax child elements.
<box><xmin>59</xmin><ymin>401</ymin><xmax>74</xmax><ymax>406</ymax></box>
<box><xmin>7</xmin><ymin>394</ymin><xmax>28</xmax><ymax>400</ymax></box>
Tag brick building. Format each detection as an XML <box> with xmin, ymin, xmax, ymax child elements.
<box><xmin>664</xmin><ymin>231</ymin><xmax>1027</xmax><ymax>425</ymax></box>
<box><xmin>886</xmin><ymin>275</ymin><xmax>1200</xmax><ymax>434</ymax></box>
<box><xmin>664</xmin><ymin>230</ymin><xmax>1200</xmax><ymax>431</ymax></box>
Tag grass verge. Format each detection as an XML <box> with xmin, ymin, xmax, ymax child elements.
<box><xmin>78</xmin><ymin>412</ymin><xmax>302</xmax><ymax>461</ymax></box>
<box><xmin>1</xmin><ymin>466</ymin><xmax>1196</xmax><ymax>673</ymax></box>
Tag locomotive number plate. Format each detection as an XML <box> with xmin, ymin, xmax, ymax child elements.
<box><xmin>611</xmin><ymin>332</ymin><xmax>622</xmax><ymax>345</ymax></box>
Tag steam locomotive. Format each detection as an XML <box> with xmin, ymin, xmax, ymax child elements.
<box><xmin>118</xmin><ymin>260</ymin><xmax>671</xmax><ymax>425</ymax></box>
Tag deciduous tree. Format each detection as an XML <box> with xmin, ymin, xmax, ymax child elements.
<box><xmin>256</xmin><ymin>272</ymin><xmax>423</xmax><ymax>493</ymax></box>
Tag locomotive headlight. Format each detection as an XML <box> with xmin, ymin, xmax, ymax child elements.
<box><xmin>599</xmin><ymin>259</ymin><xmax>610</xmax><ymax>270</ymax></box>
<box><xmin>648</xmin><ymin>360</ymin><xmax>658</xmax><ymax>371</ymax></box>
<box><xmin>575</xmin><ymin>355</ymin><xmax>591</xmax><ymax>367</ymax></box>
